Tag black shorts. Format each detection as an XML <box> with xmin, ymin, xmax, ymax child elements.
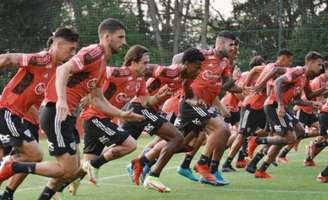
<box><xmin>0</xmin><ymin>108</ymin><xmax>36</xmax><ymax>148</ymax></box>
<box><xmin>318</xmin><ymin>112</ymin><xmax>328</xmax><ymax>136</ymax></box>
<box><xmin>178</xmin><ymin>100</ymin><xmax>217</xmax><ymax>135</ymax></box>
<box><xmin>122</xmin><ymin>103</ymin><xmax>168</xmax><ymax>140</ymax></box>
<box><xmin>239</xmin><ymin>106</ymin><xmax>266</xmax><ymax>136</ymax></box>
<box><xmin>224</xmin><ymin>110</ymin><xmax>240</xmax><ymax>126</ymax></box>
<box><xmin>23</xmin><ymin>120</ymin><xmax>39</xmax><ymax>142</ymax></box>
<box><xmin>295</xmin><ymin>109</ymin><xmax>318</xmax><ymax>127</ymax></box>
<box><xmin>83</xmin><ymin>117</ymin><xmax>130</xmax><ymax>155</ymax></box>
<box><xmin>264</xmin><ymin>103</ymin><xmax>297</xmax><ymax>136</ymax></box>
<box><xmin>39</xmin><ymin>103</ymin><xmax>78</xmax><ymax>156</ymax></box>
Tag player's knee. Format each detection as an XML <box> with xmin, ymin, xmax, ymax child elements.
<box><xmin>31</xmin><ymin>149</ymin><xmax>43</xmax><ymax>162</ymax></box>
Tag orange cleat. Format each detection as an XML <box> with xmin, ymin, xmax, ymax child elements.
<box><xmin>316</xmin><ymin>174</ymin><xmax>328</xmax><ymax>183</ymax></box>
<box><xmin>194</xmin><ymin>163</ymin><xmax>216</xmax><ymax>184</ymax></box>
<box><xmin>277</xmin><ymin>157</ymin><xmax>289</xmax><ymax>164</ymax></box>
<box><xmin>247</xmin><ymin>137</ymin><xmax>257</xmax><ymax>159</ymax></box>
<box><xmin>303</xmin><ymin>159</ymin><xmax>316</xmax><ymax>167</ymax></box>
<box><xmin>131</xmin><ymin>158</ymin><xmax>143</xmax><ymax>186</ymax></box>
<box><xmin>236</xmin><ymin>160</ymin><xmax>247</xmax><ymax>168</ymax></box>
<box><xmin>0</xmin><ymin>156</ymin><xmax>15</xmax><ymax>182</ymax></box>
<box><xmin>255</xmin><ymin>170</ymin><xmax>272</xmax><ymax>179</ymax></box>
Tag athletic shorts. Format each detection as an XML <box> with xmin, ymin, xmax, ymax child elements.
<box><xmin>0</xmin><ymin>108</ymin><xmax>36</xmax><ymax>148</ymax></box>
<box><xmin>83</xmin><ymin>117</ymin><xmax>130</xmax><ymax>155</ymax></box>
<box><xmin>295</xmin><ymin>109</ymin><xmax>318</xmax><ymax>127</ymax></box>
<box><xmin>319</xmin><ymin>112</ymin><xmax>328</xmax><ymax>136</ymax></box>
<box><xmin>239</xmin><ymin>106</ymin><xmax>266</xmax><ymax>136</ymax></box>
<box><xmin>177</xmin><ymin>100</ymin><xmax>218</xmax><ymax>136</ymax></box>
<box><xmin>224</xmin><ymin>110</ymin><xmax>240</xmax><ymax>126</ymax></box>
<box><xmin>39</xmin><ymin>103</ymin><xmax>78</xmax><ymax>156</ymax></box>
<box><xmin>122</xmin><ymin>103</ymin><xmax>168</xmax><ymax>140</ymax></box>
<box><xmin>264</xmin><ymin>103</ymin><xmax>298</xmax><ymax>136</ymax></box>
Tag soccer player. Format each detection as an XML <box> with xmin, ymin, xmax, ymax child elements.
<box><xmin>254</xmin><ymin>51</ymin><xmax>324</xmax><ymax>178</ymax></box>
<box><xmin>0</xmin><ymin>18</ymin><xmax>143</xmax><ymax>200</ymax></box>
<box><xmin>125</xmin><ymin>48</ymin><xmax>205</xmax><ymax>192</ymax></box>
<box><xmin>0</xmin><ymin>27</ymin><xmax>79</xmax><ymax>200</ymax></box>
<box><xmin>173</xmin><ymin>31</ymin><xmax>243</xmax><ymax>185</ymax></box>
<box><xmin>79</xmin><ymin>45</ymin><xmax>168</xmax><ymax>186</ymax></box>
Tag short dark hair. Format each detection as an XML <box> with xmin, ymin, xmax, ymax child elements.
<box><xmin>216</xmin><ymin>31</ymin><xmax>236</xmax><ymax>41</ymax></box>
<box><xmin>98</xmin><ymin>18</ymin><xmax>126</xmax><ymax>36</ymax></box>
<box><xmin>305</xmin><ymin>51</ymin><xmax>323</xmax><ymax>63</ymax></box>
<box><xmin>181</xmin><ymin>48</ymin><xmax>205</xmax><ymax>64</ymax></box>
<box><xmin>278</xmin><ymin>49</ymin><xmax>293</xmax><ymax>57</ymax></box>
<box><xmin>47</xmin><ymin>27</ymin><xmax>79</xmax><ymax>47</ymax></box>
<box><xmin>123</xmin><ymin>45</ymin><xmax>149</xmax><ymax>66</ymax></box>
<box><xmin>249</xmin><ymin>55</ymin><xmax>265</xmax><ymax>69</ymax></box>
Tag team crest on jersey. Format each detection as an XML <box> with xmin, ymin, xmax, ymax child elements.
<box><xmin>115</xmin><ymin>92</ymin><xmax>132</xmax><ymax>103</ymax></box>
<box><xmin>202</xmin><ymin>70</ymin><xmax>214</xmax><ymax>80</ymax></box>
<box><xmin>34</xmin><ymin>82</ymin><xmax>46</xmax><ymax>95</ymax></box>
<box><xmin>87</xmin><ymin>78</ymin><xmax>98</xmax><ymax>90</ymax></box>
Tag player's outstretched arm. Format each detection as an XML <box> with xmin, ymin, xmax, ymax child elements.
<box><xmin>91</xmin><ymin>87</ymin><xmax>144</xmax><ymax>122</ymax></box>
<box><xmin>0</xmin><ymin>53</ymin><xmax>21</xmax><ymax>69</ymax></box>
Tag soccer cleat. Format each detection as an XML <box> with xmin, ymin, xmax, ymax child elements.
<box><xmin>141</xmin><ymin>164</ymin><xmax>151</xmax><ymax>184</ymax></box>
<box><xmin>255</xmin><ymin>170</ymin><xmax>272</xmax><ymax>179</ymax></box>
<box><xmin>194</xmin><ymin>163</ymin><xmax>216</xmax><ymax>185</ymax></box>
<box><xmin>303</xmin><ymin>159</ymin><xmax>316</xmax><ymax>167</ymax></box>
<box><xmin>176</xmin><ymin>167</ymin><xmax>199</xmax><ymax>182</ymax></box>
<box><xmin>316</xmin><ymin>174</ymin><xmax>328</xmax><ymax>183</ymax></box>
<box><xmin>68</xmin><ymin>179</ymin><xmax>81</xmax><ymax>196</ymax></box>
<box><xmin>247</xmin><ymin>136</ymin><xmax>257</xmax><ymax>159</ymax></box>
<box><xmin>236</xmin><ymin>160</ymin><xmax>247</xmax><ymax>168</ymax></box>
<box><xmin>0</xmin><ymin>156</ymin><xmax>15</xmax><ymax>182</ymax></box>
<box><xmin>245</xmin><ymin>164</ymin><xmax>257</xmax><ymax>174</ymax></box>
<box><xmin>222</xmin><ymin>164</ymin><xmax>237</xmax><ymax>172</ymax></box>
<box><xmin>277</xmin><ymin>157</ymin><xmax>288</xmax><ymax>164</ymax></box>
<box><xmin>82</xmin><ymin>160</ymin><xmax>99</xmax><ymax>185</ymax></box>
<box><xmin>212</xmin><ymin>170</ymin><xmax>230</xmax><ymax>186</ymax></box>
<box><xmin>143</xmin><ymin>175</ymin><xmax>171</xmax><ymax>192</ymax></box>
<box><xmin>131</xmin><ymin>158</ymin><xmax>143</xmax><ymax>186</ymax></box>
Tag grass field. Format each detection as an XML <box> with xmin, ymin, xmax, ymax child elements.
<box><xmin>6</xmin><ymin>137</ymin><xmax>327</xmax><ymax>200</ymax></box>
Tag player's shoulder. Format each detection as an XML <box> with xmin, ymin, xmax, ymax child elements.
<box><xmin>78</xmin><ymin>44</ymin><xmax>105</xmax><ymax>65</ymax></box>
<box><xmin>107</xmin><ymin>66</ymin><xmax>132</xmax><ymax>78</ymax></box>
<box><xmin>27</xmin><ymin>50</ymin><xmax>52</xmax><ymax>66</ymax></box>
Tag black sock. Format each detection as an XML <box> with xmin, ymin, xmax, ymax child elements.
<box><xmin>90</xmin><ymin>155</ymin><xmax>107</xmax><ymax>169</ymax></box>
<box><xmin>255</xmin><ymin>137</ymin><xmax>268</xmax><ymax>144</ymax></box>
<box><xmin>279</xmin><ymin>148</ymin><xmax>290</xmax><ymax>158</ymax></box>
<box><xmin>38</xmin><ymin>187</ymin><xmax>56</xmax><ymax>200</ymax></box>
<box><xmin>237</xmin><ymin>150</ymin><xmax>246</xmax><ymax>161</ymax></box>
<box><xmin>210</xmin><ymin>160</ymin><xmax>219</xmax><ymax>173</ymax></box>
<box><xmin>321</xmin><ymin>166</ymin><xmax>328</xmax><ymax>176</ymax></box>
<box><xmin>149</xmin><ymin>171</ymin><xmax>160</xmax><ymax>177</ymax></box>
<box><xmin>57</xmin><ymin>182</ymin><xmax>70</xmax><ymax>192</ymax></box>
<box><xmin>259</xmin><ymin>162</ymin><xmax>270</xmax><ymax>172</ymax></box>
<box><xmin>140</xmin><ymin>155</ymin><xmax>150</xmax><ymax>167</ymax></box>
<box><xmin>12</xmin><ymin>162</ymin><xmax>36</xmax><ymax>173</ymax></box>
<box><xmin>315</xmin><ymin>141</ymin><xmax>328</xmax><ymax>148</ymax></box>
<box><xmin>223</xmin><ymin>157</ymin><xmax>233</xmax><ymax>166</ymax></box>
<box><xmin>249</xmin><ymin>152</ymin><xmax>264</xmax><ymax>167</ymax></box>
<box><xmin>180</xmin><ymin>154</ymin><xmax>193</xmax><ymax>169</ymax></box>
<box><xmin>198</xmin><ymin>154</ymin><xmax>210</xmax><ymax>165</ymax></box>
<box><xmin>2</xmin><ymin>186</ymin><xmax>15</xmax><ymax>200</ymax></box>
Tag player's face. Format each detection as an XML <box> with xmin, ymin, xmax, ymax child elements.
<box><xmin>108</xmin><ymin>29</ymin><xmax>126</xmax><ymax>54</ymax></box>
<box><xmin>309</xmin><ymin>58</ymin><xmax>323</xmax><ymax>76</ymax></box>
<box><xmin>186</xmin><ymin>61</ymin><xmax>202</xmax><ymax>79</ymax></box>
<box><xmin>280</xmin><ymin>55</ymin><xmax>293</xmax><ymax>67</ymax></box>
<box><xmin>135</xmin><ymin>54</ymin><xmax>150</xmax><ymax>76</ymax></box>
<box><xmin>56</xmin><ymin>39</ymin><xmax>77</xmax><ymax>62</ymax></box>
<box><xmin>215</xmin><ymin>38</ymin><xmax>237</xmax><ymax>58</ymax></box>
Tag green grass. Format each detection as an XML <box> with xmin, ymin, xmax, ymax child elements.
<box><xmin>6</xmin><ymin>137</ymin><xmax>328</xmax><ymax>200</ymax></box>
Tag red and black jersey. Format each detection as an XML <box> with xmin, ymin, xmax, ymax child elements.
<box><xmin>80</xmin><ymin>66</ymin><xmax>148</xmax><ymax>120</ymax></box>
<box><xmin>0</xmin><ymin>51</ymin><xmax>55</xmax><ymax>117</ymax></box>
<box><xmin>191</xmin><ymin>49</ymin><xmax>233</xmax><ymax>105</ymax></box>
<box><xmin>43</xmin><ymin>44</ymin><xmax>106</xmax><ymax>113</ymax></box>
<box><xmin>265</xmin><ymin>67</ymin><xmax>310</xmax><ymax>107</ymax></box>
